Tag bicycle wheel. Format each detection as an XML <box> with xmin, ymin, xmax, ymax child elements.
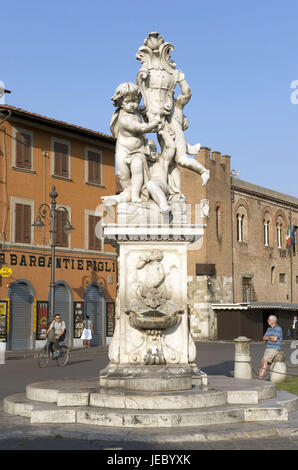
<box><xmin>37</xmin><ymin>347</ymin><xmax>50</xmax><ymax>368</ymax></box>
<box><xmin>56</xmin><ymin>345</ymin><xmax>69</xmax><ymax>367</ymax></box>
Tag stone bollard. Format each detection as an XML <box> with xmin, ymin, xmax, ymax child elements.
<box><xmin>270</xmin><ymin>351</ymin><xmax>287</xmax><ymax>383</ymax></box>
<box><xmin>234</xmin><ymin>336</ymin><xmax>252</xmax><ymax>379</ymax></box>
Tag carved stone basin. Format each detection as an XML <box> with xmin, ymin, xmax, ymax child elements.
<box><xmin>126</xmin><ymin>309</ymin><xmax>181</xmax><ymax>332</ymax></box>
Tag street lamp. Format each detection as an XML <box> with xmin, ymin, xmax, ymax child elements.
<box><xmin>32</xmin><ymin>184</ymin><xmax>75</xmax><ymax>325</ymax></box>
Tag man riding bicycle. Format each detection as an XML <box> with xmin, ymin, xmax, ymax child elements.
<box><xmin>45</xmin><ymin>314</ymin><xmax>66</xmax><ymax>357</ymax></box>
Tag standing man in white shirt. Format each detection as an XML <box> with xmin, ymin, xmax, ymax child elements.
<box><xmin>45</xmin><ymin>314</ymin><xmax>66</xmax><ymax>357</ymax></box>
<box><xmin>290</xmin><ymin>315</ymin><xmax>298</xmax><ymax>340</ymax></box>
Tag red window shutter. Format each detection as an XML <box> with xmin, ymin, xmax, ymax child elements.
<box><xmin>88</xmin><ymin>151</ymin><xmax>101</xmax><ymax>184</ymax></box>
<box><xmin>16</xmin><ymin>132</ymin><xmax>31</xmax><ymax>169</ymax></box>
<box><xmin>61</xmin><ymin>211</ymin><xmax>68</xmax><ymax>246</ymax></box>
<box><xmin>23</xmin><ymin>205</ymin><xmax>31</xmax><ymax>243</ymax></box>
<box><xmin>89</xmin><ymin>215</ymin><xmax>101</xmax><ymax>250</ymax></box>
<box><xmin>23</xmin><ymin>134</ymin><xmax>31</xmax><ymax>168</ymax></box>
<box><xmin>55</xmin><ymin>210</ymin><xmax>68</xmax><ymax>247</ymax></box>
<box><xmin>54</xmin><ymin>142</ymin><xmax>68</xmax><ymax>177</ymax></box>
<box><xmin>61</xmin><ymin>152</ymin><xmax>68</xmax><ymax>177</ymax></box>
<box><xmin>88</xmin><ymin>215</ymin><xmax>95</xmax><ymax>249</ymax></box>
<box><xmin>15</xmin><ymin>203</ymin><xmax>31</xmax><ymax>243</ymax></box>
<box><xmin>54</xmin><ymin>142</ymin><xmax>61</xmax><ymax>176</ymax></box>
<box><xmin>88</xmin><ymin>158</ymin><xmax>94</xmax><ymax>182</ymax></box>
<box><xmin>55</xmin><ymin>210</ymin><xmax>62</xmax><ymax>246</ymax></box>
<box><xmin>94</xmin><ymin>155</ymin><xmax>101</xmax><ymax>183</ymax></box>
<box><xmin>16</xmin><ymin>133</ymin><xmax>24</xmax><ymax>167</ymax></box>
<box><xmin>15</xmin><ymin>203</ymin><xmax>23</xmax><ymax>242</ymax></box>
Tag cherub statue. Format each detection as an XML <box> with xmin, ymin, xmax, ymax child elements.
<box><xmin>163</xmin><ymin>72</ymin><xmax>210</xmax><ymax>198</ymax></box>
<box><xmin>102</xmin><ymin>82</ymin><xmax>162</xmax><ymax>206</ymax></box>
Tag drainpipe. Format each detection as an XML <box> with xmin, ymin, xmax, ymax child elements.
<box><xmin>0</xmin><ymin>108</ymin><xmax>12</xmax><ymax>247</ymax></box>
<box><xmin>230</xmin><ymin>181</ymin><xmax>235</xmax><ymax>303</ymax></box>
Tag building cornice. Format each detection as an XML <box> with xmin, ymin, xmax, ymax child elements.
<box><xmin>231</xmin><ymin>178</ymin><xmax>298</xmax><ymax>210</ymax></box>
<box><xmin>0</xmin><ymin>105</ymin><xmax>116</xmax><ymax>149</ymax></box>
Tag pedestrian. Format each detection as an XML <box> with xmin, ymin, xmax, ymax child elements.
<box><xmin>257</xmin><ymin>315</ymin><xmax>283</xmax><ymax>380</ymax></box>
<box><xmin>290</xmin><ymin>315</ymin><xmax>298</xmax><ymax>340</ymax></box>
<box><xmin>81</xmin><ymin>315</ymin><xmax>94</xmax><ymax>348</ymax></box>
<box><xmin>45</xmin><ymin>314</ymin><xmax>66</xmax><ymax>357</ymax></box>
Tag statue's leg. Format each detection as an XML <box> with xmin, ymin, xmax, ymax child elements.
<box><xmin>130</xmin><ymin>155</ymin><xmax>144</xmax><ymax>203</ymax></box>
<box><xmin>146</xmin><ymin>180</ymin><xmax>170</xmax><ymax>213</ymax></box>
<box><xmin>168</xmin><ymin>163</ymin><xmax>182</xmax><ymax>194</ymax></box>
<box><xmin>116</xmin><ymin>153</ymin><xmax>131</xmax><ymax>190</ymax></box>
<box><xmin>101</xmin><ymin>189</ymin><xmax>131</xmax><ymax>206</ymax></box>
<box><xmin>175</xmin><ymin>146</ymin><xmax>210</xmax><ymax>186</ymax></box>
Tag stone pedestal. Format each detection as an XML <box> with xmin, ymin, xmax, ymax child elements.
<box><xmin>234</xmin><ymin>336</ymin><xmax>252</xmax><ymax>379</ymax></box>
<box><xmin>100</xmin><ymin>202</ymin><xmax>206</xmax><ymax>392</ymax></box>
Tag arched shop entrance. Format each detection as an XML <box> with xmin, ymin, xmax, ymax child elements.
<box><xmin>84</xmin><ymin>283</ymin><xmax>106</xmax><ymax>346</ymax></box>
<box><xmin>8</xmin><ymin>279</ymin><xmax>35</xmax><ymax>350</ymax></box>
<box><xmin>48</xmin><ymin>281</ymin><xmax>73</xmax><ymax>347</ymax></box>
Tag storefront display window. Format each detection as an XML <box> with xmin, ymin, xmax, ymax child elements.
<box><xmin>0</xmin><ymin>301</ymin><xmax>7</xmax><ymax>342</ymax></box>
<box><xmin>106</xmin><ymin>301</ymin><xmax>115</xmax><ymax>337</ymax></box>
<box><xmin>36</xmin><ymin>301</ymin><xmax>48</xmax><ymax>340</ymax></box>
<box><xmin>74</xmin><ymin>302</ymin><xmax>84</xmax><ymax>338</ymax></box>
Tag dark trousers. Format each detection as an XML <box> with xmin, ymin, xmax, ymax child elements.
<box><xmin>291</xmin><ymin>329</ymin><xmax>298</xmax><ymax>340</ymax></box>
<box><xmin>51</xmin><ymin>338</ymin><xmax>61</xmax><ymax>353</ymax></box>
<box><xmin>49</xmin><ymin>332</ymin><xmax>65</xmax><ymax>353</ymax></box>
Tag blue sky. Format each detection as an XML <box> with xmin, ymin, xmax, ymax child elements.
<box><xmin>2</xmin><ymin>0</ymin><xmax>298</xmax><ymax>196</ymax></box>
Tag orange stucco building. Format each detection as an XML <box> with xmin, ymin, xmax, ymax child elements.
<box><xmin>0</xmin><ymin>105</ymin><xmax>117</xmax><ymax>350</ymax></box>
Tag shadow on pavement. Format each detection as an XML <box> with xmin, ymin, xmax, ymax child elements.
<box><xmin>202</xmin><ymin>361</ymin><xmax>234</xmax><ymax>377</ymax></box>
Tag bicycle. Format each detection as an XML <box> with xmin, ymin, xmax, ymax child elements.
<box><xmin>37</xmin><ymin>339</ymin><xmax>70</xmax><ymax>368</ymax></box>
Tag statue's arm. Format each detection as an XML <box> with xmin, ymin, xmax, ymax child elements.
<box><xmin>175</xmin><ymin>71</ymin><xmax>192</xmax><ymax>108</ymax></box>
<box><xmin>136</xmin><ymin>255</ymin><xmax>149</xmax><ymax>269</ymax></box>
<box><xmin>121</xmin><ymin>115</ymin><xmax>159</xmax><ymax>135</ymax></box>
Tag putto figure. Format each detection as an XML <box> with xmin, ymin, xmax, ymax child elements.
<box><xmin>103</xmin><ymin>82</ymin><xmax>161</xmax><ymax>206</ymax></box>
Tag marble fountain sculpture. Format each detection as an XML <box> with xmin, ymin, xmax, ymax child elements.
<box><xmin>100</xmin><ymin>31</ymin><xmax>210</xmax><ymax>392</ymax></box>
<box><xmin>4</xmin><ymin>33</ymin><xmax>296</xmax><ymax>430</ymax></box>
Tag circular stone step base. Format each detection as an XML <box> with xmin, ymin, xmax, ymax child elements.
<box><xmin>4</xmin><ymin>393</ymin><xmax>291</xmax><ymax>427</ymax></box>
<box><xmin>24</xmin><ymin>376</ymin><xmax>278</xmax><ymax>410</ymax></box>
<box><xmin>4</xmin><ymin>375</ymin><xmax>297</xmax><ymax>428</ymax></box>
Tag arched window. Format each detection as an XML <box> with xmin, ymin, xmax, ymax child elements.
<box><xmin>263</xmin><ymin>210</ymin><xmax>272</xmax><ymax>247</ymax></box>
<box><xmin>276</xmin><ymin>216</ymin><xmax>284</xmax><ymax>249</ymax></box>
<box><xmin>264</xmin><ymin>220</ymin><xmax>269</xmax><ymax>246</ymax></box>
<box><xmin>236</xmin><ymin>205</ymin><xmax>248</xmax><ymax>243</ymax></box>
<box><xmin>277</xmin><ymin>224</ymin><xmax>282</xmax><ymax>248</ymax></box>
<box><xmin>275</xmin><ymin>212</ymin><xmax>287</xmax><ymax>250</ymax></box>
<box><xmin>237</xmin><ymin>214</ymin><xmax>244</xmax><ymax>242</ymax></box>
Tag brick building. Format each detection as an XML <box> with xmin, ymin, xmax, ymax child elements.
<box><xmin>0</xmin><ymin>105</ymin><xmax>117</xmax><ymax>351</ymax></box>
<box><xmin>180</xmin><ymin>147</ymin><xmax>298</xmax><ymax>341</ymax></box>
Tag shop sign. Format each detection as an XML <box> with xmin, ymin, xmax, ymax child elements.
<box><xmin>0</xmin><ymin>253</ymin><xmax>115</xmax><ymax>273</ymax></box>
<box><xmin>0</xmin><ymin>267</ymin><xmax>12</xmax><ymax>278</ymax></box>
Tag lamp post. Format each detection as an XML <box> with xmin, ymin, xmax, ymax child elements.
<box><xmin>32</xmin><ymin>185</ymin><xmax>75</xmax><ymax>325</ymax></box>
